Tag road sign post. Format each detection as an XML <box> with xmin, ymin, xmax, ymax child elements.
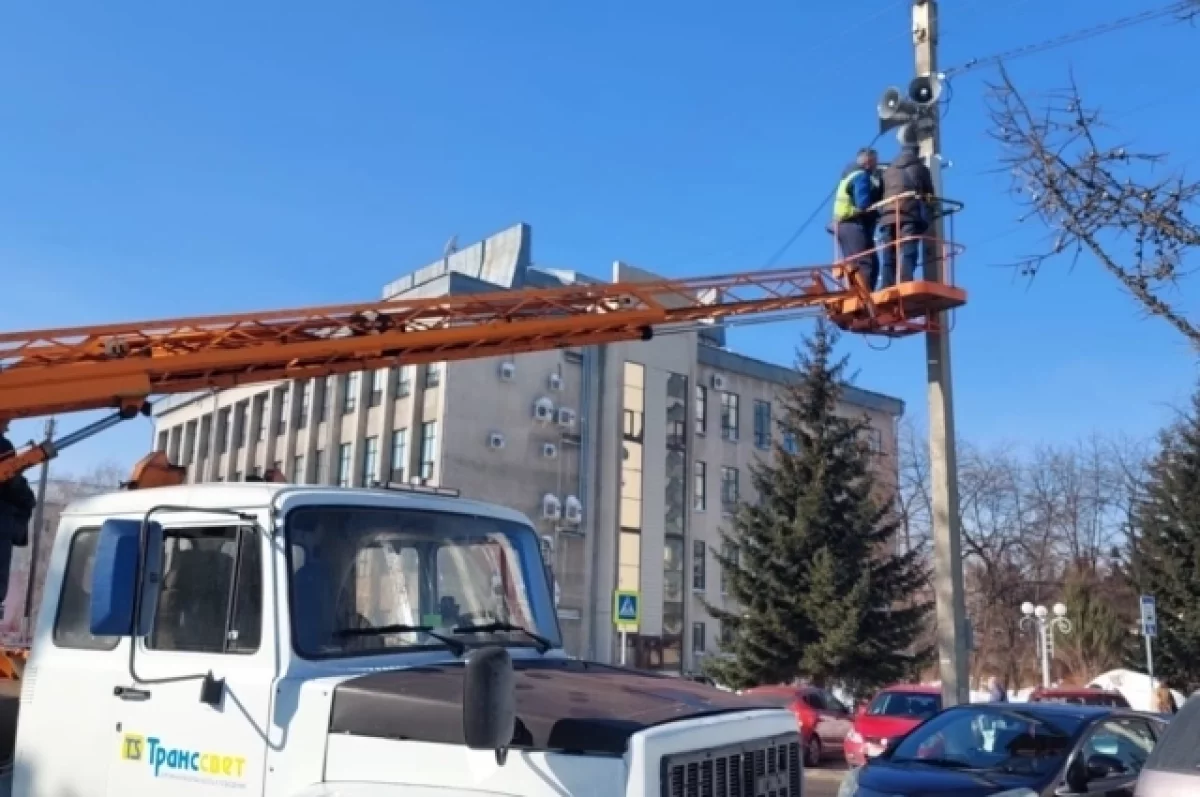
<box><xmin>1140</xmin><ymin>594</ymin><xmax>1157</xmax><ymax>686</ymax></box>
<box><xmin>614</xmin><ymin>589</ymin><xmax>640</xmax><ymax>667</ymax></box>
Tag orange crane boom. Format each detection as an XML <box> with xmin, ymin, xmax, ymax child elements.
<box><xmin>0</xmin><ymin>255</ymin><xmax>965</xmax><ymax>483</ymax></box>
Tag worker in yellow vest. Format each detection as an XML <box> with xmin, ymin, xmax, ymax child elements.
<box><xmin>832</xmin><ymin>148</ymin><xmax>883</xmax><ymax>290</ymax></box>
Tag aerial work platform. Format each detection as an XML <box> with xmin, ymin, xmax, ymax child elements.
<box><xmin>826</xmin><ymin>195</ymin><xmax>967</xmax><ymax>337</ymax></box>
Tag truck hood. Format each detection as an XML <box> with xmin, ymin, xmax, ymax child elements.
<box><xmin>328</xmin><ymin>657</ymin><xmax>772</xmax><ymax>754</ymax></box>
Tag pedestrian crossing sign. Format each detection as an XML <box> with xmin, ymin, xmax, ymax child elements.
<box><xmin>614</xmin><ymin>589</ymin><xmax>640</xmax><ymax>630</ymax></box>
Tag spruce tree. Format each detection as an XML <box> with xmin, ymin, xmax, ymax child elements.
<box><xmin>703</xmin><ymin>321</ymin><xmax>931</xmax><ymax>695</ymax></box>
<box><xmin>1125</xmin><ymin>386</ymin><xmax>1200</xmax><ymax>688</ymax></box>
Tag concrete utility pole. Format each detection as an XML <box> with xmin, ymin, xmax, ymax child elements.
<box><xmin>23</xmin><ymin>417</ymin><xmax>55</xmax><ymax>636</ymax></box>
<box><xmin>912</xmin><ymin>0</ymin><xmax>970</xmax><ymax>707</ymax></box>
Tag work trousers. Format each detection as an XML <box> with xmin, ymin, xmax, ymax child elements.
<box><xmin>835</xmin><ymin>220</ymin><xmax>879</xmax><ymax>291</ymax></box>
<box><xmin>878</xmin><ymin>219</ymin><xmax>928</xmax><ymax>287</ymax></box>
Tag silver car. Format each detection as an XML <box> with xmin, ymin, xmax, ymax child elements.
<box><xmin>1134</xmin><ymin>695</ymin><xmax>1192</xmax><ymax>796</ymax></box>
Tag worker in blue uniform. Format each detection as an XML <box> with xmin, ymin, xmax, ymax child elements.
<box><xmin>831</xmin><ymin>147</ymin><xmax>883</xmax><ymax>290</ymax></box>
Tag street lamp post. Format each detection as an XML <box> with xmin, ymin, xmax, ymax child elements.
<box><xmin>1020</xmin><ymin>602</ymin><xmax>1072</xmax><ymax>688</ymax></box>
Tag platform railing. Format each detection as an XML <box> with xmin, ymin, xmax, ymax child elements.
<box><xmin>826</xmin><ymin>195</ymin><xmax>967</xmax><ymax>336</ymax></box>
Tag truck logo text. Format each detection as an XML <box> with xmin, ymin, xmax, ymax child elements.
<box><xmin>121</xmin><ymin>732</ymin><xmax>247</xmax><ymax>785</ymax></box>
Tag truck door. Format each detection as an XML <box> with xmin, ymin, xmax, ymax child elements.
<box><xmin>106</xmin><ymin>522</ymin><xmax>275</xmax><ymax>796</ymax></box>
<box><xmin>12</xmin><ymin>526</ymin><xmax>126</xmax><ymax>796</ymax></box>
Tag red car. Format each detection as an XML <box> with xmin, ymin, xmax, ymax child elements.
<box><xmin>743</xmin><ymin>685</ymin><xmax>854</xmax><ymax>766</ymax></box>
<box><xmin>843</xmin><ymin>684</ymin><xmax>941</xmax><ymax>767</ymax></box>
<box><xmin>1027</xmin><ymin>685</ymin><xmax>1130</xmax><ymax>707</ymax></box>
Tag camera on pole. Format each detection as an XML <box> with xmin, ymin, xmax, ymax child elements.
<box><xmin>877</xmin><ymin>73</ymin><xmax>942</xmax><ymax>146</ymax></box>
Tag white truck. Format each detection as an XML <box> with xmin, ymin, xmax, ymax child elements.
<box><xmin>0</xmin><ymin>482</ymin><xmax>801</xmax><ymax>796</ymax></box>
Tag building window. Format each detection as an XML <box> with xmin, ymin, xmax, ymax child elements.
<box><xmin>719</xmin><ymin>622</ymin><xmax>734</xmax><ymax>649</ymax></box>
<box><xmin>277</xmin><ymin>389</ymin><xmax>290</xmax><ymax>435</ymax></box>
<box><xmin>234</xmin><ymin>404</ymin><xmax>247</xmax><ymax>448</ymax></box>
<box><xmin>692</xmin><ymin>539</ymin><xmax>706</xmax><ymax>591</ymax></box>
<box><xmin>418</xmin><ymin>421</ymin><xmax>437</xmax><ymax>480</ymax></box>
<box><xmin>336</xmin><ymin>443</ymin><xmax>352</xmax><ymax>487</ymax></box>
<box><xmin>182</xmin><ymin>422</ymin><xmax>196</xmax><ymax>465</ymax></box>
<box><xmin>292</xmin><ymin>454</ymin><xmax>305</xmax><ymax>484</ymax></box>
<box><xmin>691</xmin><ymin>622</ymin><xmax>706</xmax><ymax>654</ymax></box>
<box><xmin>664</xmin><ymin>536</ymin><xmax>684</xmax><ymax>606</ymax></box>
<box><xmin>396</xmin><ymin>367</ymin><xmax>412</xmax><ymax>398</ymax></box>
<box><xmin>361</xmin><ymin>436</ymin><xmax>379</xmax><ymax>487</ymax></box>
<box><xmin>369</xmin><ymin>369</ymin><xmax>386</xmax><ymax>407</ymax></box>
<box><xmin>720</xmin><ymin>543</ymin><xmax>738</xmax><ymax>595</ymax></box>
<box><xmin>156</xmin><ymin>430</ymin><xmax>168</xmax><ymax>452</ymax></box>
<box><xmin>693</xmin><ymin>461</ymin><xmax>707</xmax><ymax>511</ymax></box>
<box><xmin>619</xmin><ymin>362</ymin><xmax>645</xmax><ymax>594</ymax></box>
<box><xmin>297</xmin><ymin>381</ymin><xmax>311</xmax><ymax>429</ymax></box>
<box><xmin>721</xmin><ymin>466</ymin><xmax>739</xmax><ymax>514</ymax></box>
<box><xmin>314</xmin><ymin>448</ymin><xmax>325</xmax><ymax>483</ymax></box>
<box><xmin>753</xmin><ymin>400</ymin><xmax>771</xmax><ymax>449</ymax></box>
<box><xmin>860</xmin><ymin>427</ymin><xmax>884</xmax><ymax>454</ymax></box>
<box><xmin>218</xmin><ymin>409</ymin><xmax>231</xmax><ymax>454</ymax></box>
<box><xmin>695</xmin><ymin>385</ymin><xmax>707</xmax><ymax>435</ymax></box>
<box><xmin>783</xmin><ymin>432</ymin><xmax>798</xmax><ymax>454</ymax></box>
<box><xmin>320</xmin><ymin>377</ymin><xmax>333</xmax><ymax>422</ymax></box>
<box><xmin>618</xmin><ymin>531</ymin><xmax>640</xmax><ymax>593</ymax></box>
<box><xmin>425</xmin><ymin>363</ymin><xmax>441</xmax><ymax>388</ymax></box>
<box><xmin>391</xmin><ymin>428</ymin><xmax>407</xmax><ymax>482</ymax></box>
<box><xmin>254</xmin><ymin>395</ymin><xmax>267</xmax><ymax>442</ymax></box>
<box><xmin>343</xmin><ymin>373</ymin><xmax>360</xmax><ymax>414</ymax></box>
<box><xmin>720</xmin><ymin>392</ymin><xmax>739</xmax><ymax>441</ymax></box>
<box><xmin>198</xmin><ymin>416</ymin><xmax>210</xmax><ymax>459</ymax></box>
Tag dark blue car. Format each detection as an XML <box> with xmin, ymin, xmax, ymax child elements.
<box><xmin>837</xmin><ymin>701</ymin><xmax>1168</xmax><ymax>797</ymax></box>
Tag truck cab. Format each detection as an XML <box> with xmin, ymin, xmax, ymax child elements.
<box><xmin>6</xmin><ymin>483</ymin><xmax>799</xmax><ymax>796</ymax></box>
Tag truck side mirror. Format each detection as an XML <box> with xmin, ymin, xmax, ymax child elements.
<box><xmin>462</xmin><ymin>646</ymin><xmax>516</xmax><ymax>765</ymax></box>
<box><xmin>90</xmin><ymin>519</ymin><xmax>163</xmax><ymax>637</ymax></box>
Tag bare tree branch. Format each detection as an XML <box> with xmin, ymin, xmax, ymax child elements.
<box><xmin>986</xmin><ymin>64</ymin><xmax>1200</xmax><ymax>347</ymax></box>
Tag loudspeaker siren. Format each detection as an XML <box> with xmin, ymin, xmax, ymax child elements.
<box><xmin>907</xmin><ymin>74</ymin><xmax>942</xmax><ymax>105</ymax></box>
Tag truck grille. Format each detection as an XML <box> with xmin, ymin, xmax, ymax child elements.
<box><xmin>660</xmin><ymin>733</ymin><xmax>802</xmax><ymax>797</ymax></box>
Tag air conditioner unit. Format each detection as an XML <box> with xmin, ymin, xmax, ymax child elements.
<box><xmin>564</xmin><ymin>495</ymin><xmax>583</xmax><ymax>525</ymax></box>
<box><xmin>541</xmin><ymin>494</ymin><xmax>562</xmax><ymax>521</ymax></box>
<box><xmin>542</xmin><ymin>443</ymin><xmax>558</xmax><ymax>459</ymax></box>
<box><xmin>711</xmin><ymin>373</ymin><xmax>727</xmax><ymax>390</ymax></box>
<box><xmin>548</xmin><ymin>372</ymin><xmax>564</xmax><ymax>391</ymax></box>
<box><xmin>487</xmin><ymin>432</ymin><xmax>506</xmax><ymax>450</ymax></box>
<box><xmin>556</xmin><ymin>407</ymin><xmax>576</xmax><ymax>428</ymax></box>
<box><xmin>499</xmin><ymin>361</ymin><xmax>516</xmax><ymax>381</ymax></box>
<box><xmin>533</xmin><ymin>397</ymin><xmax>555</xmax><ymax>423</ymax></box>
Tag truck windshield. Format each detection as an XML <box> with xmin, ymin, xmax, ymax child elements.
<box><xmin>286</xmin><ymin>505</ymin><xmax>560</xmax><ymax>659</ymax></box>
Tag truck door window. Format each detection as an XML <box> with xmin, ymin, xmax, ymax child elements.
<box><xmin>147</xmin><ymin>526</ymin><xmax>261</xmax><ymax>655</ymax></box>
<box><xmin>52</xmin><ymin>528</ymin><xmax>119</xmax><ymax>651</ymax></box>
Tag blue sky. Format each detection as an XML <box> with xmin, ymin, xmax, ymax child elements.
<box><xmin>2</xmin><ymin>0</ymin><xmax>1196</xmax><ymax>479</ymax></box>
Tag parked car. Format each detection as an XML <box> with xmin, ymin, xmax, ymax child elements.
<box><xmin>1029</xmin><ymin>685</ymin><xmax>1131</xmax><ymax>708</ymax></box>
<box><xmin>839</xmin><ymin>701</ymin><xmax>1167</xmax><ymax>797</ymax></box>
<box><xmin>1134</xmin><ymin>691</ymin><xmax>1196</xmax><ymax>796</ymax></box>
<box><xmin>742</xmin><ymin>684</ymin><xmax>853</xmax><ymax>766</ymax></box>
<box><xmin>844</xmin><ymin>684</ymin><xmax>942</xmax><ymax>767</ymax></box>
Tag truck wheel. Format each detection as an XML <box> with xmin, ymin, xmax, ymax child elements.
<box><xmin>805</xmin><ymin>735</ymin><xmax>822</xmax><ymax>767</ymax></box>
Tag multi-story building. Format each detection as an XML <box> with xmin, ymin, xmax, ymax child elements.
<box><xmin>151</xmin><ymin>223</ymin><xmax>904</xmax><ymax>674</ymax></box>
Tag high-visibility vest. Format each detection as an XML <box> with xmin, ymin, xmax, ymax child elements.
<box><xmin>833</xmin><ymin>169</ymin><xmax>864</xmax><ymax>221</ymax></box>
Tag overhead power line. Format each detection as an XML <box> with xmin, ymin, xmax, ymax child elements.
<box><xmin>944</xmin><ymin>0</ymin><xmax>1195</xmax><ymax>77</ymax></box>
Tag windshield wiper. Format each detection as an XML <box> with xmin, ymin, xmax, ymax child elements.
<box><xmin>452</xmin><ymin>621</ymin><xmax>553</xmax><ymax>654</ymax></box>
<box><xmin>336</xmin><ymin>624</ymin><xmax>467</xmax><ymax>657</ymax></box>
